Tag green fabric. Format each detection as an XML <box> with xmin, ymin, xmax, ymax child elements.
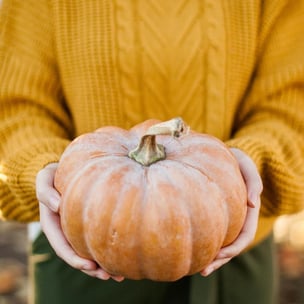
<box><xmin>189</xmin><ymin>236</ymin><xmax>278</xmax><ymax>304</ymax></box>
<box><xmin>30</xmin><ymin>233</ymin><xmax>277</xmax><ymax>304</ymax></box>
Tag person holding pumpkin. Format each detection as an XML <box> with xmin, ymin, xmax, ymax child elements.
<box><xmin>1</xmin><ymin>0</ymin><xmax>304</xmax><ymax>303</ymax></box>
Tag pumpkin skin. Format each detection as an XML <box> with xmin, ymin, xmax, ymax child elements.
<box><xmin>54</xmin><ymin>118</ymin><xmax>247</xmax><ymax>282</ymax></box>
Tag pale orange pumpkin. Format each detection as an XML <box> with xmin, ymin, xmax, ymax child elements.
<box><xmin>54</xmin><ymin>118</ymin><xmax>247</xmax><ymax>282</ymax></box>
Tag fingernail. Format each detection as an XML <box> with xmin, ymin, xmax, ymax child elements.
<box><xmin>96</xmin><ymin>272</ymin><xmax>111</xmax><ymax>280</ymax></box>
<box><xmin>82</xmin><ymin>264</ymin><xmax>94</xmax><ymax>271</ymax></box>
<box><xmin>49</xmin><ymin>194</ymin><xmax>60</xmax><ymax>212</ymax></box>
<box><xmin>113</xmin><ymin>276</ymin><xmax>124</xmax><ymax>282</ymax></box>
<box><xmin>248</xmin><ymin>199</ymin><xmax>255</xmax><ymax>208</ymax></box>
<box><xmin>201</xmin><ymin>267</ymin><xmax>213</xmax><ymax>277</ymax></box>
<box><xmin>248</xmin><ymin>193</ymin><xmax>258</xmax><ymax>208</ymax></box>
<box><xmin>217</xmin><ymin>252</ymin><xmax>227</xmax><ymax>259</ymax></box>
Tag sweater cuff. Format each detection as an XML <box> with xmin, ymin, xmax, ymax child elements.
<box><xmin>0</xmin><ymin>139</ymin><xmax>69</xmax><ymax>222</ymax></box>
<box><xmin>225</xmin><ymin>137</ymin><xmax>264</xmax><ymax>173</ymax></box>
<box><xmin>225</xmin><ymin>136</ymin><xmax>304</xmax><ymax>217</ymax></box>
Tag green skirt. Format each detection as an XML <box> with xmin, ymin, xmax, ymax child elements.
<box><xmin>29</xmin><ymin>233</ymin><xmax>278</xmax><ymax>304</ymax></box>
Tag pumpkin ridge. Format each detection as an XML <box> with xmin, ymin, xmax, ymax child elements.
<box><xmin>66</xmin><ymin>129</ymin><xmax>134</xmax><ymax>158</ymax></box>
<box><xmin>163</xmin><ymin>157</ymin><xmax>223</xmax><ymax>202</ymax></box>
<box><xmin>59</xmin><ymin>157</ymin><xmax>107</xmax><ymax>258</ymax></box>
<box><xmin>60</xmin><ymin>157</ymin><xmax>140</xmax><ymax>269</ymax></box>
<box><xmin>99</xmin><ymin>163</ymin><xmax>146</xmax><ymax>277</ymax></box>
<box><xmin>172</xmin><ymin>159</ymin><xmax>239</xmax><ymax>245</ymax></box>
<box><xmin>136</xmin><ymin>166</ymin><xmax>150</xmax><ymax>279</ymax></box>
<box><xmin>88</xmin><ymin>152</ymin><xmax>130</xmax><ymax>159</ymax></box>
<box><xmin>81</xmin><ymin>170</ymin><xmax>116</xmax><ymax>262</ymax></box>
<box><xmin>155</xmin><ymin>160</ymin><xmax>227</xmax><ymax>271</ymax></box>
<box><xmin>142</xmin><ymin>162</ymin><xmax>208</xmax><ymax>280</ymax></box>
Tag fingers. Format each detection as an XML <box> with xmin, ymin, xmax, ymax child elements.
<box><xmin>38</xmin><ymin>197</ymin><xmax>125</xmax><ymax>281</ymax></box>
<box><xmin>217</xmin><ymin>197</ymin><xmax>261</xmax><ymax>257</ymax></box>
<box><xmin>39</xmin><ymin>203</ymin><xmax>97</xmax><ymax>270</ymax></box>
<box><xmin>82</xmin><ymin>269</ymin><xmax>125</xmax><ymax>282</ymax></box>
<box><xmin>200</xmin><ymin>148</ymin><xmax>263</xmax><ymax>277</ymax></box>
<box><xmin>200</xmin><ymin>257</ymin><xmax>232</xmax><ymax>277</ymax></box>
<box><xmin>39</xmin><ymin>203</ymin><xmax>124</xmax><ymax>281</ymax></box>
<box><xmin>36</xmin><ymin>163</ymin><xmax>125</xmax><ymax>281</ymax></box>
<box><xmin>36</xmin><ymin>163</ymin><xmax>60</xmax><ymax>212</ymax></box>
<box><xmin>230</xmin><ymin>148</ymin><xmax>263</xmax><ymax>207</ymax></box>
<box><xmin>201</xmin><ymin>197</ymin><xmax>261</xmax><ymax>277</ymax></box>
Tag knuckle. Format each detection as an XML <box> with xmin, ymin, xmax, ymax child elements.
<box><xmin>54</xmin><ymin>246</ymin><xmax>71</xmax><ymax>265</ymax></box>
<box><xmin>64</xmin><ymin>254</ymin><xmax>83</xmax><ymax>270</ymax></box>
<box><xmin>35</xmin><ymin>188</ymin><xmax>45</xmax><ymax>201</ymax></box>
<box><xmin>55</xmin><ymin>251</ymin><xmax>66</xmax><ymax>263</ymax></box>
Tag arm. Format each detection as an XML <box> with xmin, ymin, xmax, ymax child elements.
<box><xmin>0</xmin><ymin>0</ymin><xmax>72</xmax><ymax>221</ymax></box>
<box><xmin>202</xmin><ymin>0</ymin><xmax>304</xmax><ymax>275</ymax></box>
<box><xmin>227</xmin><ymin>0</ymin><xmax>304</xmax><ymax>217</ymax></box>
<box><xmin>0</xmin><ymin>0</ymin><xmax>124</xmax><ymax>281</ymax></box>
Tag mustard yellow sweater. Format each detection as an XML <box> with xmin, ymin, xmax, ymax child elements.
<box><xmin>1</xmin><ymin>0</ymin><xmax>304</xmax><ymax>246</ymax></box>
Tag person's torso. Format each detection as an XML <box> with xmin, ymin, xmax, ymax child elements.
<box><xmin>53</xmin><ymin>0</ymin><xmax>259</xmax><ymax>139</ymax></box>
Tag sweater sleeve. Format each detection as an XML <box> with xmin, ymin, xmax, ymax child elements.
<box><xmin>226</xmin><ymin>0</ymin><xmax>304</xmax><ymax>217</ymax></box>
<box><xmin>0</xmin><ymin>0</ymin><xmax>73</xmax><ymax>222</ymax></box>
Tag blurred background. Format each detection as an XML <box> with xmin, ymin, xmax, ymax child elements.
<box><xmin>1</xmin><ymin>212</ymin><xmax>304</xmax><ymax>304</ymax></box>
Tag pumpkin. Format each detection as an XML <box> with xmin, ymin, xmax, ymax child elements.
<box><xmin>54</xmin><ymin>117</ymin><xmax>247</xmax><ymax>282</ymax></box>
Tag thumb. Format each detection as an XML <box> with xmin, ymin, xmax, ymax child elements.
<box><xmin>230</xmin><ymin>148</ymin><xmax>263</xmax><ymax>208</ymax></box>
<box><xmin>36</xmin><ymin>163</ymin><xmax>60</xmax><ymax>212</ymax></box>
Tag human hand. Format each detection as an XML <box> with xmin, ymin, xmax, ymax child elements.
<box><xmin>200</xmin><ymin>148</ymin><xmax>263</xmax><ymax>276</ymax></box>
<box><xmin>36</xmin><ymin>163</ymin><xmax>124</xmax><ymax>282</ymax></box>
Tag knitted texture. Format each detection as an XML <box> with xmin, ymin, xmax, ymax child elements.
<box><xmin>1</xmin><ymin>0</ymin><xmax>304</xmax><ymax>245</ymax></box>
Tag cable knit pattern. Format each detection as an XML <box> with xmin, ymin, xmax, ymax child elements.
<box><xmin>115</xmin><ymin>0</ymin><xmax>208</xmax><ymax>131</ymax></box>
<box><xmin>1</xmin><ymin>0</ymin><xmax>304</xmax><ymax>246</ymax></box>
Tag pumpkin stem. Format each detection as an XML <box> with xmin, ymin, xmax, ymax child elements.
<box><xmin>128</xmin><ymin>117</ymin><xmax>189</xmax><ymax>166</ymax></box>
